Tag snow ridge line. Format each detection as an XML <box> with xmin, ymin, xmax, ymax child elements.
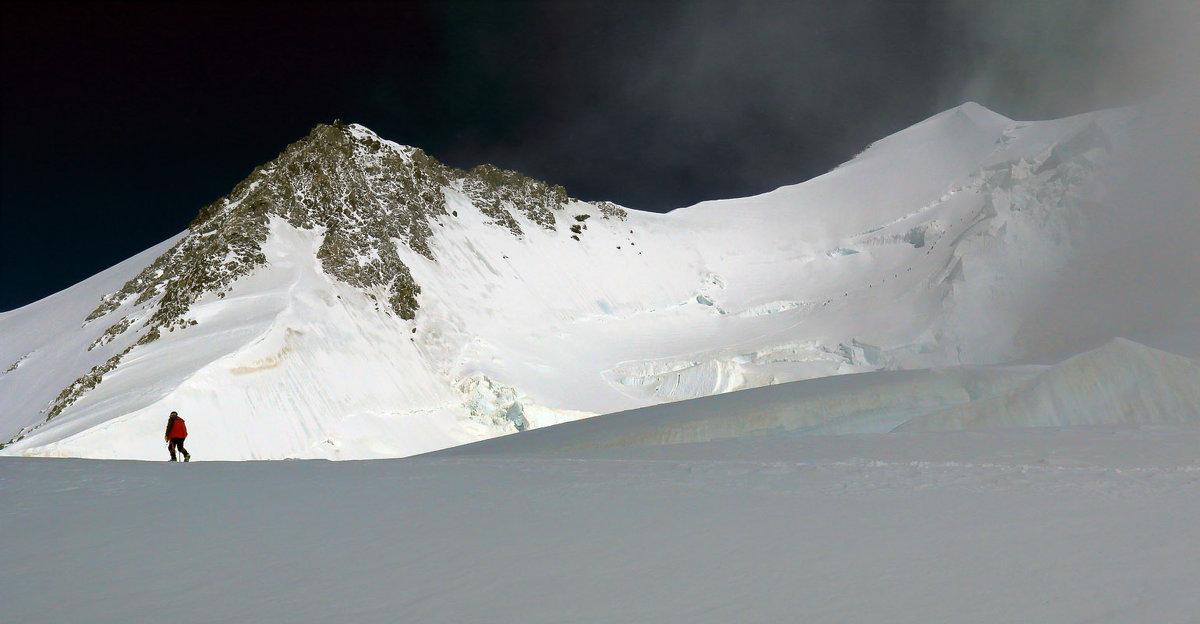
<box><xmin>427</xmin><ymin>456</ymin><xmax>1200</xmax><ymax>474</ymax></box>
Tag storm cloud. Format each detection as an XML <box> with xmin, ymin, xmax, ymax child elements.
<box><xmin>449</xmin><ymin>0</ymin><xmax>1169</xmax><ymax>210</ymax></box>
<box><xmin>2</xmin><ymin>0</ymin><xmax>1195</xmax><ymax>315</ymax></box>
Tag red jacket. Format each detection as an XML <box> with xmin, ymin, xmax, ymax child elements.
<box><xmin>166</xmin><ymin>416</ymin><xmax>187</xmax><ymax>439</ymax></box>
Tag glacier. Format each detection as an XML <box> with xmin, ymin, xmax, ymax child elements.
<box><xmin>1</xmin><ymin>102</ymin><xmax>1195</xmax><ymax>460</ymax></box>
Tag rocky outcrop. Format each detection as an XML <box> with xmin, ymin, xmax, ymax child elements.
<box><xmin>85</xmin><ymin>121</ymin><xmax>578</xmax><ymax>336</ymax></box>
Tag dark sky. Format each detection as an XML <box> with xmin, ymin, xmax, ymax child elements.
<box><xmin>0</xmin><ymin>0</ymin><xmax>1164</xmax><ymax>311</ymax></box>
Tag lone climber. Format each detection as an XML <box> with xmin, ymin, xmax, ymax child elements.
<box><xmin>165</xmin><ymin>411</ymin><xmax>190</xmax><ymax>462</ymax></box>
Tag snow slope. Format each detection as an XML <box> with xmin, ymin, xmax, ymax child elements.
<box><xmin>3</xmin><ymin>424</ymin><xmax>1198</xmax><ymax>623</ymax></box>
<box><xmin>1</xmin><ymin>102</ymin><xmax>1173</xmax><ymax>460</ymax></box>
<box><xmin>440</xmin><ymin>337</ymin><xmax>1200</xmax><ymax>455</ymax></box>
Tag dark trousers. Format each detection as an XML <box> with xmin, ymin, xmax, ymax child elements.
<box><xmin>168</xmin><ymin>438</ymin><xmax>190</xmax><ymax>461</ymax></box>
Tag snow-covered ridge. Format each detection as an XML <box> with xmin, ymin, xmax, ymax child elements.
<box><xmin>84</xmin><ymin>121</ymin><xmax>595</xmax><ymax>333</ymax></box>
<box><xmin>0</xmin><ymin>102</ymin><xmax>1165</xmax><ymax>460</ymax></box>
<box><xmin>29</xmin><ymin>122</ymin><xmax>627</xmax><ymax>424</ymax></box>
<box><xmin>442</xmin><ymin>338</ymin><xmax>1200</xmax><ymax>456</ymax></box>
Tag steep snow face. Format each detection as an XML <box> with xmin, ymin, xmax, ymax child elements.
<box><xmin>0</xmin><ymin>103</ymin><xmax>1162</xmax><ymax>460</ymax></box>
<box><xmin>2</xmin><ymin>223</ymin><xmax>470</xmax><ymax>460</ymax></box>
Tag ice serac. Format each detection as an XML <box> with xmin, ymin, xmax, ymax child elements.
<box><xmin>1</xmin><ymin>102</ymin><xmax>1187</xmax><ymax>461</ymax></box>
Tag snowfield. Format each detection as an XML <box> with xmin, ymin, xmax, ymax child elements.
<box><xmin>3</xmin><ymin>423</ymin><xmax>1199</xmax><ymax>623</ymax></box>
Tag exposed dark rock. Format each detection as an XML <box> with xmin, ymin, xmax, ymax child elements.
<box><xmin>86</xmin><ymin>123</ymin><xmax>579</xmax><ymax>334</ymax></box>
<box><xmin>597</xmin><ymin>201</ymin><xmax>628</xmax><ymax>221</ymax></box>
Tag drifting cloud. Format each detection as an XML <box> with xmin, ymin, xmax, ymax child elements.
<box><xmin>1017</xmin><ymin>0</ymin><xmax>1200</xmax><ymax>356</ymax></box>
<box><xmin>460</xmin><ymin>0</ymin><xmax>1198</xmax><ymax>356</ymax></box>
<box><xmin>450</xmin><ymin>0</ymin><xmax>1177</xmax><ymax>215</ymax></box>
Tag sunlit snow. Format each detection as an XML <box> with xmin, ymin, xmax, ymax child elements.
<box><xmin>0</xmin><ymin>103</ymin><xmax>1190</xmax><ymax>461</ymax></box>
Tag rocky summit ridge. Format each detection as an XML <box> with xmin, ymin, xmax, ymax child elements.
<box><xmin>47</xmin><ymin>121</ymin><xmax>625</xmax><ymax>421</ymax></box>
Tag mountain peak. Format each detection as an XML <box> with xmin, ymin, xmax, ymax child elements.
<box><xmin>39</xmin><ymin>121</ymin><xmax>588</xmax><ymax>422</ymax></box>
<box><xmin>295</xmin><ymin>121</ymin><xmax>406</xmax><ymax>160</ymax></box>
<box><xmin>77</xmin><ymin>121</ymin><xmax>580</xmax><ymax>366</ymax></box>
